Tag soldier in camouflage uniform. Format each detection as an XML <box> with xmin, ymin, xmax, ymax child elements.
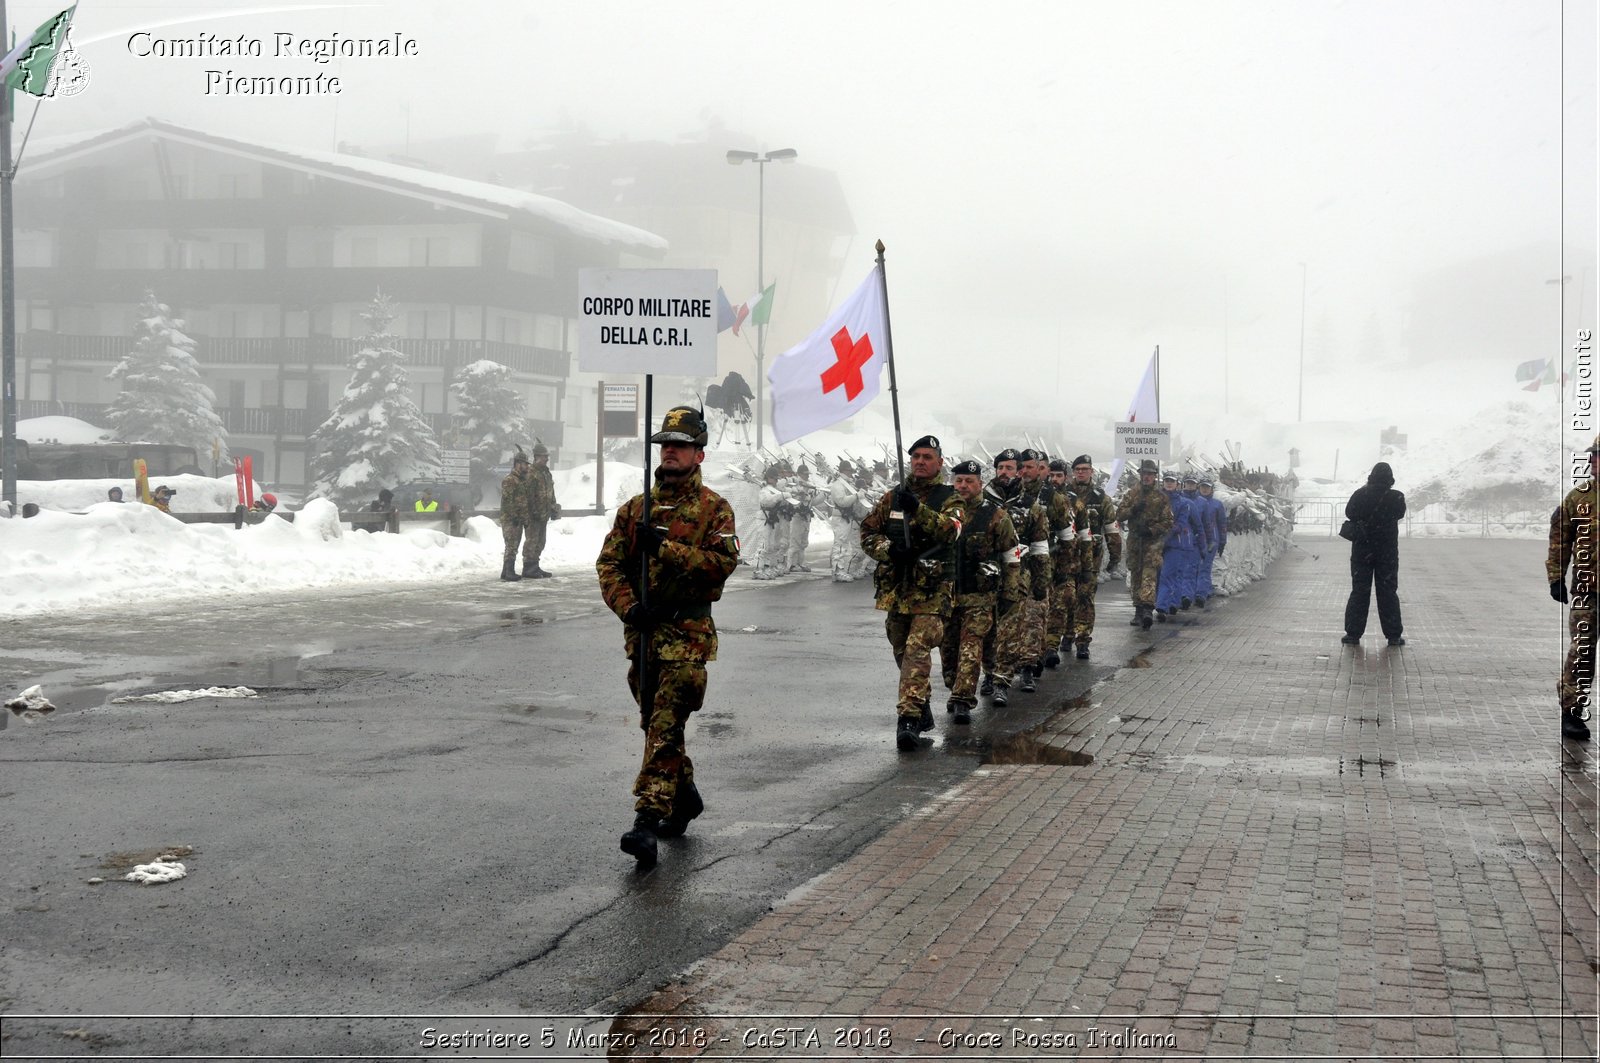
<box><xmin>1116</xmin><ymin>458</ymin><xmax>1174</xmax><ymax>629</ymax></box>
<box><xmin>1068</xmin><ymin>454</ymin><xmax>1121</xmax><ymax>659</ymax></box>
<box><xmin>1016</xmin><ymin>449</ymin><xmax>1067</xmax><ymax>686</ymax></box>
<box><xmin>860</xmin><ymin>434</ymin><xmax>965</xmax><ymax>751</ymax></box>
<box><xmin>982</xmin><ymin>448</ymin><xmax>1051</xmax><ymax>703</ymax></box>
<box><xmin>1548</xmin><ymin>438</ymin><xmax>1598</xmax><ymax>742</ymax></box>
<box><xmin>941</xmin><ymin>460</ymin><xmax>1021</xmax><ymax>725</ymax></box>
<box><xmin>499</xmin><ymin>450</ymin><xmax>535</xmax><ymax>582</ymax></box>
<box><xmin>523</xmin><ymin>441</ymin><xmax>561</xmax><ymax>578</ymax></box>
<box><xmin>1044</xmin><ymin>458</ymin><xmax>1088</xmax><ymax>668</ymax></box>
<box><xmin>596</xmin><ymin>406</ymin><xmax>740</xmax><ymax>868</ymax></box>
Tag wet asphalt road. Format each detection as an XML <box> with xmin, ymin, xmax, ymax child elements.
<box><xmin>0</xmin><ymin>561</ymin><xmax>1157</xmax><ymax>1057</ymax></box>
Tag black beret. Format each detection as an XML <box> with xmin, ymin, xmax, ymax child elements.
<box><xmin>950</xmin><ymin>459</ymin><xmax>983</xmax><ymax>477</ymax></box>
<box><xmin>994</xmin><ymin>448</ymin><xmax>1021</xmax><ymax>464</ymax></box>
<box><xmin>1071</xmin><ymin>454</ymin><xmax>1093</xmax><ymax>468</ymax></box>
<box><xmin>1017</xmin><ymin>448</ymin><xmax>1040</xmax><ymax>463</ymax></box>
<box><xmin>908</xmin><ymin>434</ymin><xmax>942</xmax><ymax>454</ymax></box>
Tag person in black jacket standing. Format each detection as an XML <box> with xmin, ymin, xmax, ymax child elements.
<box><xmin>1342</xmin><ymin>462</ymin><xmax>1407</xmax><ymax>647</ymax></box>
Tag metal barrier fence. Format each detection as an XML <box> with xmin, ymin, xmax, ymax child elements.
<box><xmin>167</xmin><ymin>506</ymin><xmax>603</xmax><ymax>537</ymax></box>
<box><xmin>1292</xmin><ymin>496</ymin><xmax>1547</xmax><ymax>538</ymax></box>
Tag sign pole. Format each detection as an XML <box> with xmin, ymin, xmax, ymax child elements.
<box><xmin>595</xmin><ymin>381</ymin><xmax>604</xmax><ymax>515</ymax></box>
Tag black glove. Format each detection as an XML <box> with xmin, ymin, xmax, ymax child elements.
<box><xmin>1032</xmin><ymin>584</ymin><xmax>1048</xmax><ymax>602</ymax></box>
<box><xmin>637</xmin><ymin>523</ymin><xmax>666</xmax><ymax>558</ymax></box>
<box><xmin>886</xmin><ymin>538</ymin><xmax>915</xmax><ymax>561</ymax></box>
<box><xmin>1553</xmin><ymin>579</ymin><xmax>1569</xmax><ymax>604</ymax></box>
<box><xmin>623</xmin><ymin>602</ymin><xmax>653</xmax><ymax>627</ymax></box>
<box><xmin>997</xmin><ymin>597</ymin><xmax>1018</xmax><ymax>616</ymax></box>
<box><xmin>895</xmin><ymin>488</ymin><xmax>920</xmax><ymax>515</ymax></box>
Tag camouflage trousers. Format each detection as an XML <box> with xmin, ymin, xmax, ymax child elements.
<box><xmin>1047</xmin><ymin>575</ymin><xmax>1074</xmax><ymax>652</ymax></box>
<box><xmin>1126</xmin><ymin>539</ymin><xmax>1165</xmax><ymax>608</ymax></box>
<box><xmin>501</xmin><ymin>519</ymin><xmax>547</xmax><ymax>568</ymax></box>
<box><xmin>1561</xmin><ymin>601</ymin><xmax>1596</xmax><ymax>717</ymax></box>
<box><xmin>988</xmin><ymin>599</ymin><xmax>1033</xmax><ymax>684</ymax></box>
<box><xmin>885</xmin><ymin>611</ymin><xmax>945</xmax><ymax>718</ymax></box>
<box><xmin>1072</xmin><ymin>570</ymin><xmax>1100</xmax><ymax>644</ymax></box>
<box><xmin>939</xmin><ymin>602</ymin><xmax>994</xmax><ymax>707</ymax></box>
<box><xmin>627</xmin><ymin>658</ymin><xmax>707</xmax><ymax>817</ymax></box>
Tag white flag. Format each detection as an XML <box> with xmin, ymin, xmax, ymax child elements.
<box><xmin>1108</xmin><ymin>350</ymin><xmax>1160</xmax><ymax>488</ymax></box>
<box><xmin>766</xmin><ymin>266</ymin><xmax>888</xmax><ymax>444</ymax></box>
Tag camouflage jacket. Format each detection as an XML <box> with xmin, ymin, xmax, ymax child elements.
<box><xmin>1117</xmin><ymin>481</ymin><xmax>1174</xmax><ymax>544</ymax></box>
<box><xmin>500</xmin><ymin>466</ymin><xmax>533</xmax><ymax>525</ymax></box>
<box><xmin>1549</xmin><ymin>480</ymin><xmax>1599</xmax><ymax>594</ymax></box>
<box><xmin>595</xmin><ymin>467</ymin><xmax>740</xmax><ymax>661</ymax></box>
<box><xmin>528</xmin><ymin>464</ymin><xmax>558</xmax><ymax>520</ymax></box>
<box><xmin>951</xmin><ymin>497</ymin><xmax>1022</xmax><ymax>608</ymax></box>
<box><xmin>986</xmin><ymin>478</ymin><xmax>1051</xmax><ymax>596</ymax></box>
<box><xmin>1052</xmin><ymin>482</ymin><xmax>1093</xmax><ymax>575</ymax></box>
<box><xmin>860</xmin><ymin>473</ymin><xmax>964</xmax><ymax>615</ymax></box>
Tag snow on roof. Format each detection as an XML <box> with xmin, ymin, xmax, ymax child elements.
<box><xmin>25</xmin><ymin>118</ymin><xmax>668</xmax><ymax>253</ymax></box>
<box><xmin>17</xmin><ymin>416</ymin><xmax>114</xmax><ymax>444</ymax></box>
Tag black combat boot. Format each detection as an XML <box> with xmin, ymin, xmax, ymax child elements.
<box><xmin>1128</xmin><ymin>612</ymin><xmax>1141</xmax><ymax>626</ymax></box>
<box><xmin>620</xmin><ymin>811</ymin><xmax>661</xmax><ymax>867</ymax></box>
<box><xmin>1044</xmin><ymin>650</ymin><xmax>1061</xmax><ymax>669</ymax></box>
<box><xmin>525</xmin><ymin>563</ymin><xmax>552</xmax><ymax>579</ymax></box>
<box><xmin>500</xmin><ymin>560</ymin><xmax>522</xmax><ymax>582</ymax></box>
<box><xmin>1139</xmin><ymin>606</ymin><xmax>1154</xmax><ymax>630</ymax></box>
<box><xmin>919</xmin><ymin>699</ymin><xmax>935</xmax><ymax>732</ymax></box>
<box><xmin>991</xmin><ymin>682</ymin><xmax>1009</xmax><ymax>707</ymax></box>
<box><xmin>896</xmin><ymin>716</ymin><xmax>920</xmax><ymax>751</ymax></box>
<box><xmin>1198</xmin><ymin>596</ymin><xmax>1208</xmax><ymax>609</ymax></box>
<box><xmin>1563</xmin><ymin>710</ymin><xmax>1591</xmax><ymax>742</ymax></box>
<box><xmin>1076</xmin><ymin>643</ymin><xmax>1090</xmax><ymax>660</ymax></box>
<box><xmin>1180</xmin><ymin>596</ymin><xmax>1192</xmax><ymax>610</ymax></box>
<box><xmin>952</xmin><ymin>703</ymin><xmax>972</xmax><ymax>725</ymax></box>
<box><xmin>1156</xmin><ymin>609</ymin><xmax>1168</xmax><ymax>623</ymax></box>
<box><xmin>1018</xmin><ymin>669</ymin><xmax>1037</xmax><ymax>693</ymax></box>
<box><xmin>654</xmin><ymin>783</ymin><xmax>704</xmax><ymax>838</ymax></box>
<box><xmin>980</xmin><ymin>673</ymin><xmax>995</xmax><ymax>698</ymax></box>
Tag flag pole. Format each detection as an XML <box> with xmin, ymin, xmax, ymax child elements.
<box><xmin>1154</xmin><ymin>345</ymin><xmax>1161</xmax><ymax>422</ymax></box>
<box><xmin>875</xmin><ymin>240</ymin><xmax>904</xmax><ymax>483</ymax></box>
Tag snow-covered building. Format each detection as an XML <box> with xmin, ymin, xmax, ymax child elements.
<box><xmin>9</xmin><ymin>117</ymin><xmax>667</xmax><ymax>487</ymax></box>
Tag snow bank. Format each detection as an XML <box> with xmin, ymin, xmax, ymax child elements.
<box><xmin>17</xmin><ymin>416</ymin><xmax>115</xmax><ymax>444</ymax></box>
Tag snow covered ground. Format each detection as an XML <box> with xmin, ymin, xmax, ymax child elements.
<box><xmin>1</xmin><ymin>359</ymin><xmax>1567</xmax><ymax>617</ymax></box>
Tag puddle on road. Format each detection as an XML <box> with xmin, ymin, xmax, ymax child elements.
<box><xmin>497</xmin><ymin>610</ymin><xmax>546</xmax><ymax>626</ymax></box>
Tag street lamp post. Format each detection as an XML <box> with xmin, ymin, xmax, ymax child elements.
<box><xmin>726</xmin><ymin>146</ymin><xmax>797</xmax><ymax>450</ymax></box>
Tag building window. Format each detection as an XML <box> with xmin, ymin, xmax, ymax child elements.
<box><xmin>350</xmin><ymin>238</ymin><xmax>380</xmax><ymax>267</ymax></box>
<box><xmin>217</xmin><ymin>173</ymin><xmax>254</xmax><ymax>198</ymax></box>
<box><xmin>408</xmin><ymin>236</ymin><xmax>450</xmax><ymax>267</ymax></box>
<box><xmin>217</xmin><ymin>242</ymin><xmax>250</xmax><ymax>269</ymax></box>
<box><xmin>495</xmin><ymin>316</ymin><xmax>522</xmax><ymax>344</ymax></box>
<box><xmin>507</xmin><ymin>231</ymin><xmax>555</xmax><ymax>276</ymax></box>
<box><xmin>15</xmin><ymin>231</ymin><xmax>53</xmax><ymax>267</ymax></box>
<box><xmin>283</xmin><ymin>378</ymin><xmax>308</xmax><ymax>409</ymax></box>
<box><xmin>405</xmin><ymin>309</ymin><xmax>449</xmax><ymax>338</ymax></box>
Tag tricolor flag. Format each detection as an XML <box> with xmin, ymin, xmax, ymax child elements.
<box><xmin>1514</xmin><ymin>358</ymin><xmax>1547</xmax><ymax>383</ymax></box>
<box><xmin>715</xmin><ymin>287</ymin><xmax>737</xmax><ymax>333</ymax></box>
<box><xmin>0</xmin><ymin>6</ymin><xmax>75</xmax><ymax>98</ymax></box>
<box><xmin>1107</xmin><ymin>350</ymin><xmax>1160</xmax><ymax>489</ymax></box>
<box><xmin>731</xmin><ymin>281</ymin><xmax>775</xmax><ymax>336</ymax></box>
<box><xmin>766</xmin><ymin>267</ymin><xmax>887</xmax><ymax>444</ymax></box>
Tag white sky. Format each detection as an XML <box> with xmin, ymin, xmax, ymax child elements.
<box><xmin>16</xmin><ymin>0</ymin><xmax>1599</xmax><ymax>431</ymax></box>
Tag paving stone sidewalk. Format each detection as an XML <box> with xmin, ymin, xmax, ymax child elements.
<box><xmin>620</xmin><ymin>538</ymin><xmax>1599</xmax><ymax>1060</ymax></box>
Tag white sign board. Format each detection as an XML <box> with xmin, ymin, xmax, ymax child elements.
<box><xmin>440</xmin><ymin>448</ymin><xmax>472</xmax><ymax>484</ymax></box>
<box><xmin>1113</xmin><ymin>422</ymin><xmax>1171</xmax><ymax>461</ymax></box>
<box><xmin>578</xmin><ymin>269</ymin><xmax>718</xmax><ymax>375</ymax></box>
<box><xmin>603</xmin><ymin>384</ymin><xmax>639</xmax><ymax>411</ymax></box>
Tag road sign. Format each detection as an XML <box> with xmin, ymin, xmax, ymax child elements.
<box><xmin>602</xmin><ymin>384</ymin><xmax>639</xmax><ymax>438</ymax></box>
<box><xmin>440</xmin><ymin>448</ymin><xmax>472</xmax><ymax>483</ymax></box>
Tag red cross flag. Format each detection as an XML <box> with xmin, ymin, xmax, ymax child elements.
<box><xmin>767</xmin><ymin>266</ymin><xmax>889</xmax><ymax>444</ymax></box>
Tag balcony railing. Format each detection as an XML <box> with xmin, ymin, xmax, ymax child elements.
<box><xmin>18</xmin><ymin>400</ymin><xmax>564</xmax><ymax>450</ymax></box>
<box><xmin>19</xmin><ymin>333</ymin><xmax>569</xmax><ymax>376</ymax></box>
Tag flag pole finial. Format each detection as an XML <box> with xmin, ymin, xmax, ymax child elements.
<box><xmin>875</xmin><ymin>239</ymin><xmax>885</xmax><ymax>254</ymax></box>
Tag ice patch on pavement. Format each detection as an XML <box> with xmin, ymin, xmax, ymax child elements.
<box><xmin>113</xmin><ymin>685</ymin><xmax>258</xmax><ymax>704</ymax></box>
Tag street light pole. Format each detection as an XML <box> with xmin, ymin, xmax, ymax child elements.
<box><xmin>1297</xmin><ymin>262</ymin><xmax>1307</xmax><ymax>423</ymax></box>
<box><xmin>726</xmin><ymin>146</ymin><xmax>796</xmax><ymax>451</ymax></box>
<box><xmin>1</xmin><ymin>0</ymin><xmax>17</xmax><ymax>513</ymax></box>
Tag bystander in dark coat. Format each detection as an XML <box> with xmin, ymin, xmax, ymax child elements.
<box><xmin>1342</xmin><ymin>462</ymin><xmax>1406</xmax><ymax>646</ymax></box>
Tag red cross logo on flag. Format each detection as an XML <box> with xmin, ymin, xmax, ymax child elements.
<box><xmin>766</xmin><ymin>265</ymin><xmax>890</xmax><ymax>444</ymax></box>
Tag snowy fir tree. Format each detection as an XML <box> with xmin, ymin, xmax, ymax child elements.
<box><xmin>306</xmin><ymin>293</ymin><xmax>441</xmax><ymax>506</ymax></box>
<box><xmin>449</xmin><ymin>359</ymin><xmax>533</xmax><ymax>482</ymax></box>
<box><xmin>104</xmin><ymin>291</ymin><xmax>229</xmax><ymax>462</ymax></box>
